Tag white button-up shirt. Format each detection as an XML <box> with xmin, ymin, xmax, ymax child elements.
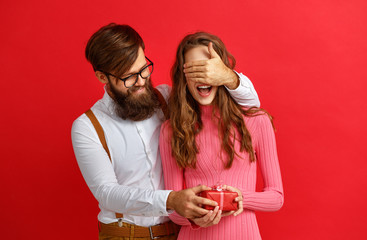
<box><xmin>71</xmin><ymin>73</ymin><xmax>259</xmax><ymax>227</ymax></box>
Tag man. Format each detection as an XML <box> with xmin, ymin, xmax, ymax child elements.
<box><xmin>71</xmin><ymin>23</ymin><xmax>260</xmax><ymax>239</ymax></box>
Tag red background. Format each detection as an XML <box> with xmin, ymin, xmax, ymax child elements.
<box><xmin>1</xmin><ymin>0</ymin><xmax>366</xmax><ymax>239</ymax></box>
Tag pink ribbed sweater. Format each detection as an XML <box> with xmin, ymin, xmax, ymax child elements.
<box><xmin>159</xmin><ymin>105</ymin><xmax>284</xmax><ymax>240</ymax></box>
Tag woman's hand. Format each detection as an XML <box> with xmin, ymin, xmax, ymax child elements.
<box><xmin>190</xmin><ymin>206</ymin><xmax>222</xmax><ymax>227</ymax></box>
<box><xmin>222</xmin><ymin>185</ymin><xmax>244</xmax><ymax>217</ymax></box>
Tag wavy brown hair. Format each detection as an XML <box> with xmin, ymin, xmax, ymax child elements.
<box><xmin>169</xmin><ymin>32</ymin><xmax>272</xmax><ymax>169</ymax></box>
<box><xmin>85</xmin><ymin>23</ymin><xmax>144</xmax><ymax>77</ymax></box>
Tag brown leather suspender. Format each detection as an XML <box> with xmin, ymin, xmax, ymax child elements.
<box><xmin>85</xmin><ymin>109</ymin><xmax>123</xmax><ymax>219</ymax></box>
<box><xmin>153</xmin><ymin>88</ymin><xmax>169</xmax><ymax>119</ymax></box>
<box><xmin>85</xmin><ymin>110</ymin><xmax>111</xmax><ymax>160</ymax></box>
<box><xmin>84</xmin><ymin>89</ymin><xmax>168</xmax><ymax>219</ymax></box>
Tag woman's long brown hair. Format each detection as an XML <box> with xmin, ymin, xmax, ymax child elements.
<box><xmin>169</xmin><ymin>32</ymin><xmax>272</xmax><ymax>169</ymax></box>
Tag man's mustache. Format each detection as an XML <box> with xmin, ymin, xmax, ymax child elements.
<box><xmin>128</xmin><ymin>78</ymin><xmax>150</xmax><ymax>94</ymax></box>
<box><xmin>128</xmin><ymin>85</ymin><xmax>145</xmax><ymax>93</ymax></box>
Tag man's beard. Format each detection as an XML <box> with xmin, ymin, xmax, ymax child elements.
<box><xmin>109</xmin><ymin>78</ymin><xmax>160</xmax><ymax>121</ymax></box>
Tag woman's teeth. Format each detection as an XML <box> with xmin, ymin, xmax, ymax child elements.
<box><xmin>197</xmin><ymin>85</ymin><xmax>212</xmax><ymax>93</ymax></box>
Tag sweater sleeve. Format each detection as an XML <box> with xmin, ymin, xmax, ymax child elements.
<box><xmin>159</xmin><ymin>122</ymin><xmax>192</xmax><ymax>226</ymax></box>
<box><xmin>242</xmin><ymin>114</ymin><xmax>284</xmax><ymax>212</ymax></box>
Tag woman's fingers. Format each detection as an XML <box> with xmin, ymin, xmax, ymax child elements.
<box><xmin>234</xmin><ymin>197</ymin><xmax>244</xmax><ymax>216</ymax></box>
<box><xmin>212</xmin><ymin>210</ymin><xmax>222</xmax><ymax>225</ymax></box>
<box><xmin>209</xmin><ymin>206</ymin><xmax>219</xmax><ymax>221</ymax></box>
<box><xmin>222</xmin><ymin>185</ymin><xmax>244</xmax><ymax>217</ymax></box>
<box><xmin>221</xmin><ymin>210</ymin><xmax>235</xmax><ymax>217</ymax></box>
<box><xmin>202</xmin><ymin>210</ymin><xmax>213</xmax><ymax>222</ymax></box>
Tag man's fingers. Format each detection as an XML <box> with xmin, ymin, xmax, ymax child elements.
<box><xmin>191</xmin><ymin>185</ymin><xmax>212</xmax><ymax>194</ymax></box>
<box><xmin>185</xmin><ymin>72</ymin><xmax>206</xmax><ymax>79</ymax></box>
<box><xmin>191</xmin><ymin>205</ymin><xmax>210</xmax><ymax>217</ymax></box>
<box><xmin>194</xmin><ymin>195</ymin><xmax>218</xmax><ymax>207</ymax></box>
<box><xmin>184</xmin><ymin>60</ymin><xmax>207</xmax><ymax>68</ymax></box>
<box><xmin>208</xmin><ymin>42</ymin><xmax>220</xmax><ymax>59</ymax></box>
<box><xmin>183</xmin><ymin>66</ymin><xmax>207</xmax><ymax>73</ymax></box>
<box><xmin>185</xmin><ymin>76</ymin><xmax>208</xmax><ymax>84</ymax></box>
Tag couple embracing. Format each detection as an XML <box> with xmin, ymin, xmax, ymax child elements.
<box><xmin>72</xmin><ymin>23</ymin><xmax>283</xmax><ymax>240</ymax></box>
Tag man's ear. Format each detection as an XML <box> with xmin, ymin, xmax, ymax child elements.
<box><xmin>95</xmin><ymin>71</ymin><xmax>108</xmax><ymax>84</ymax></box>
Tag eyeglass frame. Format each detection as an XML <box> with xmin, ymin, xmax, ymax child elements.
<box><xmin>97</xmin><ymin>57</ymin><xmax>154</xmax><ymax>88</ymax></box>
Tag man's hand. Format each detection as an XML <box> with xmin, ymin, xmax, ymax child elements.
<box><xmin>167</xmin><ymin>185</ymin><xmax>218</xmax><ymax>219</ymax></box>
<box><xmin>183</xmin><ymin>42</ymin><xmax>239</xmax><ymax>90</ymax></box>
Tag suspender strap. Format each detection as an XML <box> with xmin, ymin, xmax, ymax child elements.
<box><xmin>85</xmin><ymin>109</ymin><xmax>111</xmax><ymax>160</ymax></box>
<box><xmin>85</xmin><ymin>109</ymin><xmax>122</xmax><ymax>219</ymax></box>
<box><xmin>84</xmin><ymin>88</ymin><xmax>168</xmax><ymax>220</ymax></box>
<box><xmin>153</xmin><ymin>88</ymin><xmax>169</xmax><ymax>119</ymax></box>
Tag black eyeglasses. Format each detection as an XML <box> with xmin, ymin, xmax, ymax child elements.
<box><xmin>98</xmin><ymin>57</ymin><xmax>153</xmax><ymax>88</ymax></box>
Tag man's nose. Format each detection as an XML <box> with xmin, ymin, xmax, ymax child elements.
<box><xmin>135</xmin><ymin>75</ymin><xmax>146</xmax><ymax>86</ymax></box>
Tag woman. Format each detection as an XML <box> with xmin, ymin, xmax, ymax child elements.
<box><xmin>159</xmin><ymin>32</ymin><xmax>284</xmax><ymax>240</ymax></box>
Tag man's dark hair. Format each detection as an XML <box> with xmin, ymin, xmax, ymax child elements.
<box><xmin>85</xmin><ymin>23</ymin><xmax>145</xmax><ymax>77</ymax></box>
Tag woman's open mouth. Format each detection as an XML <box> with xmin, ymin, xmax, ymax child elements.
<box><xmin>197</xmin><ymin>85</ymin><xmax>212</xmax><ymax>97</ymax></box>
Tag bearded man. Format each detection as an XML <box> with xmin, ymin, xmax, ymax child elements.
<box><xmin>71</xmin><ymin>23</ymin><xmax>260</xmax><ymax>240</ymax></box>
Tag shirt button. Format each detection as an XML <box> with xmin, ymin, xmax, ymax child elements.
<box><xmin>159</xmin><ymin>211</ymin><xmax>164</xmax><ymax>215</ymax></box>
<box><xmin>138</xmin><ymin>129</ymin><xmax>142</xmax><ymax>133</ymax></box>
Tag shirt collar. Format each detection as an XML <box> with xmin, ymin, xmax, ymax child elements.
<box><xmin>100</xmin><ymin>86</ymin><xmax>117</xmax><ymax>116</ymax></box>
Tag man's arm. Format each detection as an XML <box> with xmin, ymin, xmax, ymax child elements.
<box><xmin>183</xmin><ymin>42</ymin><xmax>260</xmax><ymax>107</ymax></box>
<box><xmin>71</xmin><ymin>117</ymin><xmax>171</xmax><ymax>217</ymax></box>
<box><xmin>166</xmin><ymin>185</ymin><xmax>218</xmax><ymax>219</ymax></box>
<box><xmin>225</xmin><ymin>71</ymin><xmax>260</xmax><ymax>107</ymax></box>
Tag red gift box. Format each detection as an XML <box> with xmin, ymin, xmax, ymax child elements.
<box><xmin>200</xmin><ymin>190</ymin><xmax>238</xmax><ymax>211</ymax></box>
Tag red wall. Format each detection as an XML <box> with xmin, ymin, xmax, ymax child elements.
<box><xmin>1</xmin><ymin>0</ymin><xmax>366</xmax><ymax>239</ymax></box>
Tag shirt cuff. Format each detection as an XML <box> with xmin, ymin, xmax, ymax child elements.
<box><xmin>154</xmin><ymin>190</ymin><xmax>173</xmax><ymax>216</ymax></box>
<box><xmin>225</xmin><ymin>71</ymin><xmax>260</xmax><ymax>107</ymax></box>
<box><xmin>225</xmin><ymin>71</ymin><xmax>249</xmax><ymax>92</ymax></box>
